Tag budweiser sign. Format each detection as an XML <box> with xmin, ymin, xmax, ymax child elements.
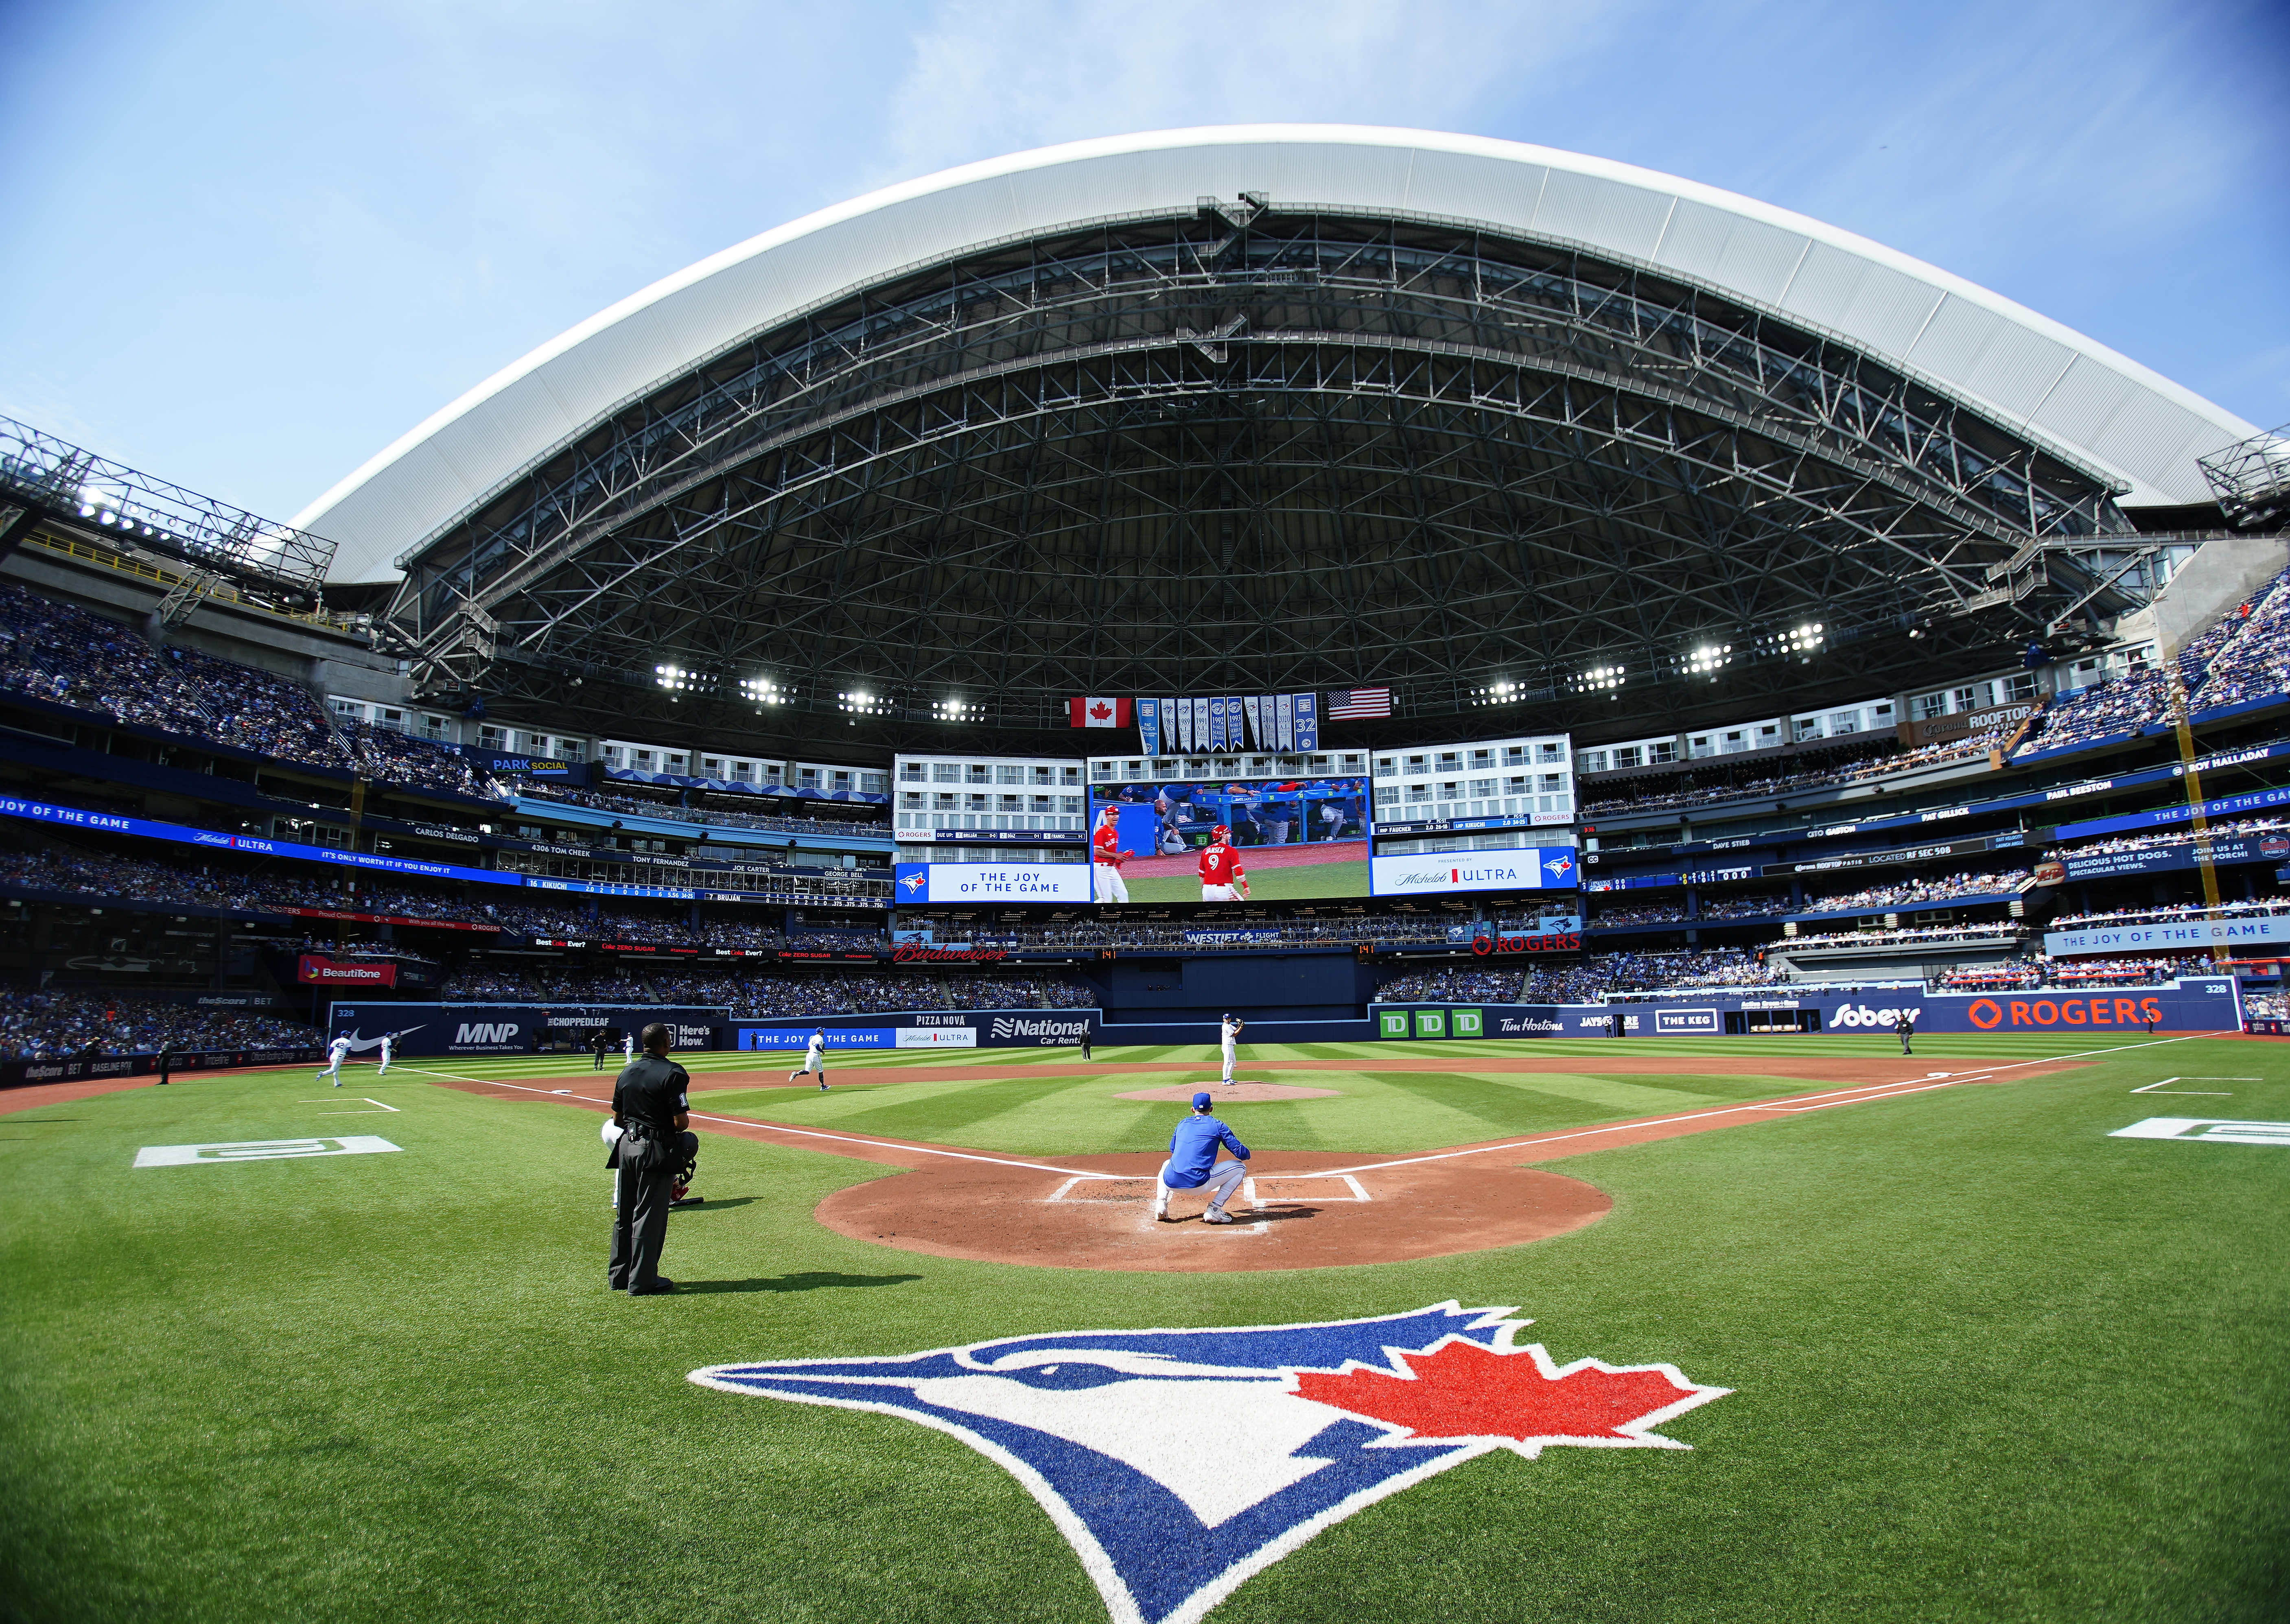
<box><xmin>891</xmin><ymin>944</ymin><xmax>1009</xmax><ymax>964</ymax></box>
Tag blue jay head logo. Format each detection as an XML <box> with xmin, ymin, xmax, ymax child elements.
<box><xmin>692</xmin><ymin>1302</ymin><xmax>1726</xmax><ymax>1624</ymax></box>
<box><xmin>1543</xmin><ymin>851</ymin><xmax>1575</xmax><ymax>880</ymax></box>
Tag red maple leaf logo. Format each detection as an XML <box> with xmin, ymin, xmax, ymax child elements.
<box><xmin>1089</xmin><ymin>700</ymin><xmax>1113</xmax><ymax>722</ymax></box>
<box><xmin>1291</xmin><ymin>1339</ymin><xmax>1723</xmax><ymax>1454</ymax></box>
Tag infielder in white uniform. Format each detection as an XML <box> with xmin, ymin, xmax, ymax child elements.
<box><xmin>788</xmin><ymin>1027</ymin><xmax>829</xmax><ymax>1091</ymax></box>
<box><xmin>1219</xmin><ymin>1013</ymin><xmax>1244</xmax><ymax>1086</ymax></box>
<box><xmin>1091</xmin><ymin>807</ymin><xmax>1133</xmax><ymax>903</ymax></box>
<box><xmin>376</xmin><ymin>1033</ymin><xmax>394</xmax><ymax>1076</ymax></box>
<box><xmin>623</xmin><ymin>1032</ymin><xmax>636</xmax><ymax>1065</ymax></box>
<box><xmin>317</xmin><ymin>1034</ymin><xmax>352</xmax><ymax>1087</ymax></box>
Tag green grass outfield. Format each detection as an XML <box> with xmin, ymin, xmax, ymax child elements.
<box><xmin>2</xmin><ymin>1034</ymin><xmax>2284</xmax><ymax>1621</ymax></box>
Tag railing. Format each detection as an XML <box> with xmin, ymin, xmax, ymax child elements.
<box><xmin>20</xmin><ymin>529</ymin><xmax>369</xmax><ymax>637</ymax></box>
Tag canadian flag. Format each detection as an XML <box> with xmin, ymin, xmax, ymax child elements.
<box><xmin>1068</xmin><ymin>696</ymin><xmax>1133</xmax><ymax>728</ymax></box>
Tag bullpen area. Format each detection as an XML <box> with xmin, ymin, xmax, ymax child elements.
<box><xmin>2</xmin><ymin>1032</ymin><xmax>2284</xmax><ymax>1623</ymax></box>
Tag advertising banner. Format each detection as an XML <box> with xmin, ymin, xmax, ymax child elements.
<box><xmin>326</xmin><ymin>1003</ymin><xmax>727</xmax><ymax>1057</ymax></box>
<box><xmin>0</xmin><ymin>1047</ymin><xmax>326</xmax><ymax>1089</ymax></box>
<box><xmin>297</xmin><ymin>955</ymin><xmax>397</xmax><ymax>988</ymax></box>
<box><xmin>1369</xmin><ymin>845</ymin><xmax>1579</xmax><ymax>897</ymax></box>
<box><xmin>2060</xmin><ymin>834</ymin><xmax>2290</xmax><ymax>881</ymax></box>
<box><xmin>1181</xmin><ymin>928</ymin><xmax>1284</xmax><ymax>946</ymax></box>
<box><xmin>892</xmin><ymin>861</ymin><xmax>1095</xmax><ymax>904</ymax></box>
<box><xmin>2044</xmin><ymin>916</ymin><xmax>2290</xmax><ymax>956</ymax></box>
<box><xmin>732</xmin><ymin>1009</ymin><xmax>1100</xmax><ymax>1048</ymax></box>
<box><xmin>1375</xmin><ymin>976</ymin><xmax>2239</xmax><ymax>1038</ymax></box>
<box><xmin>0</xmin><ymin>793</ymin><xmax>522</xmax><ymax>887</ymax></box>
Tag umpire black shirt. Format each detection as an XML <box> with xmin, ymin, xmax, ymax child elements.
<box><xmin>612</xmin><ymin>1054</ymin><xmax>690</xmax><ymax>1134</ymax></box>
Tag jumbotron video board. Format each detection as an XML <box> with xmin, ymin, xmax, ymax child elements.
<box><xmin>1086</xmin><ymin>774</ymin><xmax>1371</xmax><ymax>902</ymax></box>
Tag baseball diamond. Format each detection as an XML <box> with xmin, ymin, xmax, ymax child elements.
<box><xmin>1</xmin><ymin>63</ymin><xmax>2285</xmax><ymax>1624</ymax></box>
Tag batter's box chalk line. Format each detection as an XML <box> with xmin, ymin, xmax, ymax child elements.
<box><xmin>1245</xmin><ymin>1174</ymin><xmax>1370</xmax><ymax>1204</ymax></box>
<box><xmin>1045</xmin><ymin>1174</ymin><xmax>1151</xmax><ymax>1202</ymax></box>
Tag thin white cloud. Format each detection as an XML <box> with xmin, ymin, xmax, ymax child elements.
<box><xmin>879</xmin><ymin>0</ymin><xmax>1629</xmax><ymax>184</ymax></box>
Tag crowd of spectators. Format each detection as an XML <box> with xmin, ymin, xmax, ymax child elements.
<box><xmin>1374</xmin><ymin>948</ymin><xmax>1785</xmax><ymax>1004</ymax></box>
<box><xmin>2188</xmin><ymin>564</ymin><xmax>2290</xmax><ymax>711</ymax></box>
<box><xmin>1782</xmin><ymin>922</ymin><xmax>2021</xmax><ymax>950</ymax></box>
<box><xmin>519</xmin><ymin>783</ymin><xmax>889</xmax><ymax>838</ymax></box>
<box><xmin>1794</xmin><ymin>868</ymin><xmax>2030</xmax><ymax>916</ymax></box>
<box><xmin>1579</xmin><ymin>738</ymin><xmax>1903</xmax><ymax>818</ymax></box>
<box><xmin>162</xmin><ymin>645</ymin><xmax>352</xmax><ymax>769</ymax></box>
<box><xmin>0</xmin><ymin>986</ymin><xmax>318</xmax><ymax>1059</ymax></box>
<box><xmin>342</xmin><ymin>721</ymin><xmax>510</xmax><ymax>802</ymax></box>
<box><xmin>1929</xmin><ymin>956</ymin><xmax>2216</xmax><ymax>992</ymax></box>
<box><xmin>2015</xmin><ymin>565</ymin><xmax>2290</xmax><ymax>757</ymax></box>
<box><xmin>438</xmin><ymin>964</ymin><xmax>1095</xmax><ymax>1016</ymax></box>
<box><xmin>2050</xmin><ymin>896</ymin><xmax>2290</xmax><ymax>930</ymax></box>
<box><xmin>2245</xmin><ymin>991</ymin><xmax>2287</xmax><ymax>1021</ymax></box>
<box><xmin>0</xmin><ymin>584</ymin><xmax>216</xmax><ymax>734</ymax></box>
<box><xmin>2061</xmin><ymin>816</ymin><xmax>2289</xmax><ymax>860</ymax></box>
<box><xmin>1582</xmin><ymin>903</ymin><xmax>1687</xmax><ymax>927</ymax></box>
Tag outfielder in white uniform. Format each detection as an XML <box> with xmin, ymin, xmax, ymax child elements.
<box><xmin>317</xmin><ymin>1035</ymin><xmax>352</xmax><ymax>1087</ymax></box>
<box><xmin>1219</xmin><ymin>1013</ymin><xmax>1244</xmax><ymax>1086</ymax></box>
<box><xmin>376</xmin><ymin>1033</ymin><xmax>394</xmax><ymax>1076</ymax></box>
<box><xmin>623</xmin><ymin>1033</ymin><xmax>636</xmax><ymax>1065</ymax></box>
<box><xmin>1091</xmin><ymin>807</ymin><xmax>1133</xmax><ymax>904</ymax></box>
<box><xmin>788</xmin><ymin>1027</ymin><xmax>829</xmax><ymax>1091</ymax></box>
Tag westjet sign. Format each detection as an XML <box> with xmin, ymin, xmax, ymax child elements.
<box><xmin>1369</xmin><ymin>845</ymin><xmax>1580</xmax><ymax>897</ymax></box>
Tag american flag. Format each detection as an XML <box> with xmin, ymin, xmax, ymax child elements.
<box><xmin>1324</xmin><ymin>686</ymin><xmax>1393</xmax><ymax>719</ymax></box>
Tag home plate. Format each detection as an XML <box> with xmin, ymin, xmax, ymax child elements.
<box><xmin>1113</xmin><ymin>1083</ymin><xmax>1341</xmax><ymax>1102</ymax></box>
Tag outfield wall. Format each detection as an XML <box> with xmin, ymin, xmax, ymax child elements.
<box><xmin>730</xmin><ymin>1009</ymin><xmax>1101</xmax><ymax>1049</ymax></box>
<box><xmin>0</xmin><ymin>1046</ymin><xmax>326</xmax><ymax>1089</ymax></box>
<box><xmin>326</xmin><ymin>1003</ymin><xmax>728</xmax><ymax>1056</ymax></box>
<box><xmin>1374</xmin><ymin>977</ymin><xmax>2242</xmax><ymax>1038</ymax></box>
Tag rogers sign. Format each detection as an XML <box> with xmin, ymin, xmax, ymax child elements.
<box><xmin>1470</xmin><ymin>932</ymin><xmax>1582</xmax><ymax>956</ymax></box>
<box><xmin>891</xmin><ymin>944</ymin><xmax>1009</xmax><ymax>964</ymax></box>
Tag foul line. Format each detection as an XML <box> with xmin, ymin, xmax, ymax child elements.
<box><xmin>393</xmin><ymin>1065</ymin><xmax>1120</xmax><ymax>1181</ymax></box>
<box><xmin>396</xmin><ymin>1033</ymin><xmax>2231</xmax><ymax>1189</ymax></box>
<box><xmin>1308</xmin><ymin>1033</ymin><xmax>2230</xmax><ymax>1178</ymax></box>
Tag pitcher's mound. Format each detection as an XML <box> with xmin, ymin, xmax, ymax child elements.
<box><xmin>1113</xmin><ymin>1082</ymin><xmax>1340</xmax><ymax>1102</ymax></box>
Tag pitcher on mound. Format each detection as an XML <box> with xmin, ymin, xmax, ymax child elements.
<box><xmin>1199</xmin><ymin>824</ymin><xmax>1248</xmax><ymax>901</ymax></box>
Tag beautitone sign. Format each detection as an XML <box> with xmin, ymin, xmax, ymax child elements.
<box><xmin>1368</xmin><ymin>845</ymin><xmax>1579</xmax><ymax>897</ymax></box>
<box><xmin>2045</xmin><ymin>916</ymin><xmax>2290</xmax><ymax>956</ymax></box>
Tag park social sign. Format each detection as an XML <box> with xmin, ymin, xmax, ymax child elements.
<box><xmin>694</xmin><ymin>1303</ymin><xmax>1725</xmax><ymax>1624</ymax></box>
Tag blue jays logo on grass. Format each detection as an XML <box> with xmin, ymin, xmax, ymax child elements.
<box><xmin>692</xmin><ymin>1302</ymin><xmax>1728</xmax><ymax>1624</ymax></box>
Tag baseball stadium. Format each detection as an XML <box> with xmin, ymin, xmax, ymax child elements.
<box><xmin>2</xmin><ymin>127</ymin><xmax>2286</xmax><ymax>1623</ymax></box>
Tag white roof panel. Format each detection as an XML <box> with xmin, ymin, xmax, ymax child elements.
<box><xmin>296</xmin><ymin>125</ymin><xmax>2256</xmax><ymax>578</ymax></box>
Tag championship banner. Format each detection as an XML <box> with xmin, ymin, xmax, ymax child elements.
<box><xmin>1137</xmin><ymin>698</ymin><xmax>1162</xmax><ymax>757</ymax></box>
<box><xmin>1276</xmin><ymin>693</ymin><xmax>1295</xmax><ymax>750</ymax></box>
<box><xmin>1293</xmin><ymin>692</ymin><xmax>1319</xmax><ymax>752</ymax></box>
<box><xmin>1244</xmin><ymin>695</ymin><xmax>1264</xmax><ymax>748</ymax></box>
<box><xmin>1192</xmin><ymin>698</ymin><xmax>1210</xmax><ymax>752</ymax></box>
<box><xmin>1210</xmin><ymin>697</ymin><xmax>1229</xmax><ymax>752</ymax></box>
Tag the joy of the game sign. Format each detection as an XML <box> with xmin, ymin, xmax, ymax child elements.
<box><xmin>693</xmin><ymin>1302</ymin><xmax>1728</xmax><ymax>1624</ymax></box>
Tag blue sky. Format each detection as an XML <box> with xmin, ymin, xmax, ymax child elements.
<box><xmin>1</xmin><ymin>0</ymin><xmax>2283</xmax><ymax>524</ymax></box>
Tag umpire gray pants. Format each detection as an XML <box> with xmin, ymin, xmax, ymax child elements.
<box><xmin>609</xmin><ymin>1129</ymin><xmax>694</xmax><ymax>1292</ymax></box>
